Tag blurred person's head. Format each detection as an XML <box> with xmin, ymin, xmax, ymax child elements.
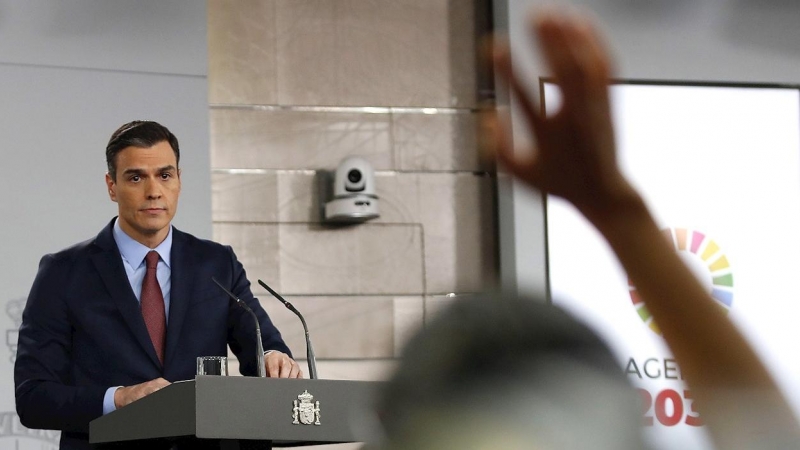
<box><xmin>377</xmin><ymin>293</ymin><xmax>646</xmax><ymax>450</ymax></box>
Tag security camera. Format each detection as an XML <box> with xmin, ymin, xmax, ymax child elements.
<box><xmin>324</xmin><ymin>157</ymin><xmax>380</xmax><ymax>223</ymax></box>
<box><xmin>336</xmin><ymin>157</ymin><xmax>374</xmax><ymax>196</ymax></box>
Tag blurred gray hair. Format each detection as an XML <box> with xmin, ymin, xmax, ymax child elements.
<box><xmin>377</xmin><ymin>292</ymin><xmax>647</xmax><ymax>450</ymax></box>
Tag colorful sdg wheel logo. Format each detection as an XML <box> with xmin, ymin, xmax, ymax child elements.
<box><xmin>630</xmin><ymin>228</ymin><xmax>733</xmax><ymax>334</ymax></box>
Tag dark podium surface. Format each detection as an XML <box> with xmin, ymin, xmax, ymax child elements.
<box><xmin>90</xmin><ymin>376</ymin><xmax>382</xmax><ymax>447</ymax></box>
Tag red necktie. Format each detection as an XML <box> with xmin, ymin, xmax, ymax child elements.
<box><xmin>141</xmin><ymin>251</ymin><xmax>166</xmax><ymax>365</ymax></box>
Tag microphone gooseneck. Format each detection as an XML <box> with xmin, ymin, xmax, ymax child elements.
<box><xmin>258</xmin><ymin>279</ymin><xmax>318</xmax><ymax>379</ymax></box>
<box><xmin>211</xmin><ymin>277</ymin><xmax>267</xmax><ymax>378</ymax></box>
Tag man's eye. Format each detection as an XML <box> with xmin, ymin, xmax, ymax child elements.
<box><xmin>130</xmin><ymin>175</ymin><xmax>141</xmax><ymax>182</ymax></box>
<box><xmin>161</xmin><ymin>173</ymin><xmax>172</xmax><ymax>180</ymax></box>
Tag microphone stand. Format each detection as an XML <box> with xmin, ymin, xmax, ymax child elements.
<box><xmin>258</xmin><ymin>279</ymin><xmax>318</xmax><ymax>379</ymax></box>
<box><xmin>211</xmin><ymin>277</ymin><xmax>267</xmax><ymax>378</ymax></box>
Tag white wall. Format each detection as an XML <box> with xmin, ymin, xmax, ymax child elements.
<box><xmin>499</xmin><ymin>0</ymin><xmax>800</xmax><ymax>297</ymax></box>
<box><xmin>0</xmin><ymin>1</ymin><xmax>209</xmax><ymax>447</ymax></box>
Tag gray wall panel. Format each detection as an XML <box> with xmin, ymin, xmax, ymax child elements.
<box><xmin>0</xmin><ymin>63</ymin><xmax>210</xmax><ymax>303</ymax></box>
<box><xmin>0</xmin><ymin>1</ymin><xmax>208</xmax><ymax>445</ymax></box>
<box><xmin>0</xmin><ymin>0</ymin><xmax>207</xmax><ymax>76</ymax></box>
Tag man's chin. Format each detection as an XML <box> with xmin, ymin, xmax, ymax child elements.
<box><xmin>136</xmin><ymin>219</ymin><xmax>172</xmax><ymax>235</ymax></box>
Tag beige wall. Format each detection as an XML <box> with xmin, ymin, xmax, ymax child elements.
<box><xmin>208</xmin><ymin>0</ymin><xmax>496</xmax><ymax>400</ymax></box>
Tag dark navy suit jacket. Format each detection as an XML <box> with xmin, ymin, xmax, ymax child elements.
<box><xmin>14</xmin><ymin>218</ymin><xmax>290</xmax><ymax>449</ymax></box>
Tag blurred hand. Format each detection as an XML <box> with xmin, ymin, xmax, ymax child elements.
<box><xmin>486</xmin><ymin>10</ymin><xmax>800</xmax><ymax>448</ymax></box>
<box><xmin>265</xmin><ymin>350</ymin><xmax>303</xmax><ymax>378</ymax></box>
<box><xmin>487</xmin><ymin>10</ymin><xmax>638</xmax><ymax>219</ymax></box>
<box><xmin>114</xmin><ymin>377</ymin><xmax>170</xmax><ymax>409</ymax></box>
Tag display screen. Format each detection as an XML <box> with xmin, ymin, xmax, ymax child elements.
<box><xmin>544</xmin><ymin>81</ymin><xmax>800</xmax><ymax>449</ymax></box>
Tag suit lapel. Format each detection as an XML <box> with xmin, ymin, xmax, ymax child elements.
<box><xmin>164</xmin><ymin>228</ymin><xmax>192</xmax><ymax>369</ymax></box>
<box><xmin>91</xmin><ymin>220</ymin><xmax>162</xmax><ymax>369</ymax></box>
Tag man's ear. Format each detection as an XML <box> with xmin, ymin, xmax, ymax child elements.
<box><xmin>105</xmin><ymin>173</ymin><xmax>118</xmax><ymax>202</ymax></box>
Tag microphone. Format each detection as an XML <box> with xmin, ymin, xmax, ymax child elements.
<box><xmin>211</xmin><ymin>277</ymin><xmax>267</xmax><ymax>378</ymax></box>
<box><xmin>258</xmin><ymin>279</ymin><xmax>318</xmax><ymax>379</ymax></box>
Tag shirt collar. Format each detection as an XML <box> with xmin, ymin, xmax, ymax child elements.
<box><xmin>112</xmin><ymin>218</ymin><xmax>173</xmax><ymax>269</ymax></box>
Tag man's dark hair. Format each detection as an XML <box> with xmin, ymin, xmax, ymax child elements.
<box><xmin>106</xmin><ymin>120</ymin><xmax>180</xmax><ymax>180</ymax></box>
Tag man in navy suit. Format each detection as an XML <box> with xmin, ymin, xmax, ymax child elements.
<box><xmin>14</xmin><ymin>121</ymin><xmax>301</xmax><ymax>449</ymax></box>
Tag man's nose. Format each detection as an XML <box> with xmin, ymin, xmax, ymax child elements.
<box><xmin>145</xmin><ymin>179</ymin><xmax>162</xmax><ymax>198</ymax></box>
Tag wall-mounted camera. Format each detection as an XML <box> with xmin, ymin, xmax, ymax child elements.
<box><xmin>323</xmin><ymin>157</ymin><xmax>380</xmax><ymax>223</ymax></box>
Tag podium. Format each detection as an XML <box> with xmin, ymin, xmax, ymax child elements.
<box><xmin>90</xmin><ymin>376</ymin><xmax>382</xmax><ymax>448</ymax></box>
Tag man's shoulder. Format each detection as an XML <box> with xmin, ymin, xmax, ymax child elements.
<box><xmin>45</xmin><ymin>236</ymin><xmax>99</xmax><ymax>263</ymax></box>
<box><xmin>33</xmin><ymin>234</ymin><xmax>106</xmax><ymax>284</ymax></box>
<box><xmin>173</xmin><ymin>227</ymin><xmax>233</xmax><ymax>255</ymax></box>
<box><xmin>46</xmin><ymin>219</ymin><xmax>117</xmax><ymax>260</ymax></box>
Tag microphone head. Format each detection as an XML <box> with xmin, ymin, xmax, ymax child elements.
<box><xmin>258</xmin><ymin>279</ymin><xmax>288</xmax><ymax>305</ymax></box>
<box><xmin>259</xmin><ymin>279</ymin><xmax>304</xmax><ymax>317</ymax></box>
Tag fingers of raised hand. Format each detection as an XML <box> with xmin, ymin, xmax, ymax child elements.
<box><xmin>480</xmin><ymin>111</ymin><xmax>538</xmax><ymax>186</ymax></box>
<box><xmin>483</xmin><ymin>45</ymin><xmax>534</xmax><ymax>170</ymax></box>
<box><xmin>531</xmin><ymin>11</ymin><xmax>613</xmax><ymax>110</ymax></box>
<box><xmin>492</xmin><ymin>42</ymin><xmax>541</xmax><ymax>130</ymax></box>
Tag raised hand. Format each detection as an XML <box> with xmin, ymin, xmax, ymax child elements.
<box><xmin>487</xmin><ymin>9</ymin><xmax>800</xmax><ymax>448</ymax></box>
<box><xmin>489</xmin><ymin>11</ymin><xmax>638</xmax><ymax>221</ymax></box>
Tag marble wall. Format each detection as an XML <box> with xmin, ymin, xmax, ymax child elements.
<box><xmin>208</xmin><ymin>0</ymin><xmax>496</xmax><ymax>403</ymax></box>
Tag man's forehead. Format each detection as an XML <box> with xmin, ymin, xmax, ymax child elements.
<box><xmin>120</xmin><ymin>164</ymin><xmax>177</xmax><ymax>174</ymax></box>
<box><xmin>116</xmin><ymin>142</ymin><xmax>177</xmax><ymax>166</ymax></box>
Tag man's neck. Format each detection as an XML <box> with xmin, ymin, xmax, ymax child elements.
<box><xmin>118</xmin><ymin>222</ymin><xmax>169</xmax><ymax>249</ymax></box>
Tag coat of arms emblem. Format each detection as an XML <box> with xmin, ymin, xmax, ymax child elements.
<box><xmin>292</xmin><ymin>390</ymin><xmax>321</xmax><ymax>425</ymax></box>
